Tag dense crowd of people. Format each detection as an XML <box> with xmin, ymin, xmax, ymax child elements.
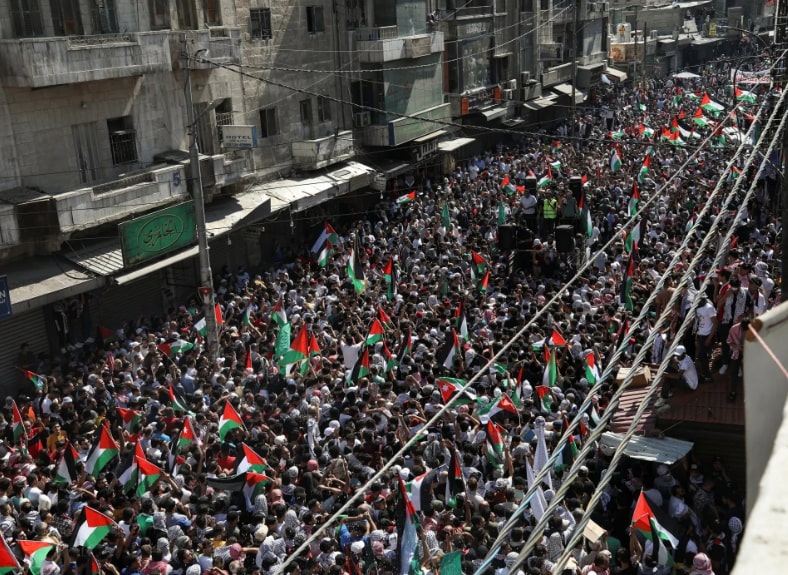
<box><xmin>1</xmin><ymin>58</ymin><xmax>780</xmax><ymax>575</ymax></box>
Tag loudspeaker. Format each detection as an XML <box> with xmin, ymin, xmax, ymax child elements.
<box><xmin>498</xmin><ymin>225</ymin><xmax>517</xmax><ymax>251</ymax></box>
<box><xmin>525</xmin><ymin>176</ymin><xmax>537</xmax><ymax>193</ymax></box>
<box><xmin>555</xmin><ymin>225</ymin><xmax>575</xmax><ymax>253</ymax></box>
<box><xmin>569</xmin><ymin>176</ymin><xmax>582</xmax><ymax>203</ymax></box>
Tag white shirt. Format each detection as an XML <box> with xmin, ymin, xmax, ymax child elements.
<box><xmin>677</xmin><ymin>355</ymin><xmax>698</xmax><ymax>390</ymax></box>
<box><xmin>695</xmin><ymin>303</ymin><xmax>717</xmax><ymax>336</ymax></box>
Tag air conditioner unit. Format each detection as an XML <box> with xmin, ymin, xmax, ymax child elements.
<box><xmin>502</xmin><ymin>89</ymin><xmax>514</xmax><ymax>100</ymax></box>
<box><xmin>521</xmin><ymin>71</ymin><xmax>531</xmax><ymax>84</ymax></box>
<box><xmin>650</xmin><ymin>30</ymin><xmax>659</xmax><ymax>40</ymax></box>
<box><xmin>508</xmin><ymin>79</ymin><xmax>518</xmax><ymax>90</ymax></box>
<box><xmin>353</xmin><ymin>111</ymin><xmax>371</xmax><ymax>127</ymax></box>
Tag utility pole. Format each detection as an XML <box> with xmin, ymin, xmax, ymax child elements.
<box><xmin>571</xmin><ymin>0</ymin><xmax>580</xmax><ymax>134</ymax></box>
<box><xmin>183</xmin><ymin>40</ymin><xmax>219</xmax><ymax>359</ymax></box>
<box><xmin>643</xmin><ymin>22</ymin><xmax>648</xmax><ymax>86</ymax></box>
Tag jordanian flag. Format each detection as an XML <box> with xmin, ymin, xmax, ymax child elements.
<box><xmin>637</xmin><ymin>154</ymin><xmax>650</xmax><ymax>184</ymax></box>
<box><xmin>237</xmin><ymin>443</ymin><xmax>268</xmax><ymax>474</ymax></box>
<box><xmin>18</xmin><ymin>540</ymin><xmax>54</xmax><ymax>575</ymax></box>
<box><xmin>395</xmin><ymin>190</ymin><xmax>416</xmax><ymax>204</ymax></box>
<box><xmin>310</xmin><ymin>222</ymin><xmax>340</xmax><ymax>253</ymax></box>
<box><xmin>436</xmin><ymin>329</ymin><xmax>460</xmax><ymax>370</ymax></box>
<box><xmin>169</xmin><ymin>383</ymin><xmax>192</xmax><ymax>414</ymax></box>
<box><xmin>609</xmin><ymin>147</ymin><xmax>622</xmax><ymax>173</ymax></box>
<box><xmin>55</xmin><ymin>440</ymin><xmax>81</xmax><ymax>485</ymax></box>
<box><xmin>116</xmin><ymin>407</ymin><xmax>142</xmax><ymax>433</ymax></box>
<box><xmin>383</xmin><ymin>258</ymin><xmax>397</xmax><ymax>300</ymax></box>
<box><xmin>366</xmin><ymin>318</ymin><xmax>385</xmax><ymax>346</ymax></box>
<box><xmin>270</xmin><ymin>298</ymin><xmax>287</xmax><ymax>326</ymax></box>
<box><xmin>0</xmin><ymin>536</ymin><xmax>20</xmax><ymax>573</ymax></box>
<box><xmin>218</xmin><ymin>401</ymin><xmax>244</xmax><ymax>441</ymax></box>
<box><xmin>85</xmin><ymin>422</ymin><xmax>119</xmax><ymax>477</ymax></box>
<box><xmin>347</xmin><ymin>243</ymin><xmax>367</xmax><ymax>293</ymax></box>
<box><xmin>317</xmin><ymin>238</ymin><xmax>333</xmax><ymax>267</ymax></box>
<box><xmin>135</xmin><ymin>456</ymin><xmax>163</xmax><ymax>497</ymax></box>
<box><xmin>11</xmin><ymin>400</ymin><xmax>25</xmax><ymax>442</ymax></box>
<box><xmin>72</xmin><ymin>506</ymin><xmax>117</xmax><ymax>549</ymax></box>
<box><xmin>585</xmin><ymin>352</ymin><xmax>600</xmax><ymax>384</ymax></box>
<box><xmin>476</xmin><ymin>393</ymin><xmax>518</xmax><ymax>424</ymax></box>
<box><xmin>243</xmin><ymin>471</ymin><xmax>273</xmax><ymax>503</ymax></box>
<box><xmin>542</xmin><ymin>348</ymin><xmax>557</xmax><ymax>387</ymax></box>
<box><xmin>579</xmin><ymin>187</ymin><xmax>593</xmax><ymax>238</ymax></box>
<box><xmin>437</xmin><ymin>378</ymin><xmax>476</xmax><ymax>405</ymax></box>
<box><xmin>485</xmin><ymin>420</ymin><xmax>505</xmax><ymax>470</ymax></box>
<box><xmin>633</xmin><ymin>492</ymin><xmax>678</xmax><ymax>564</ymax></box>
<box><xmin>176</xmin><ymin>416</ymin><xmax>199</xmax><ymax>451</ymax></box>
<box><xmin>735</xmin><ymin>87</ymin><xmax>757</xmax><ymax>104</ymax></box>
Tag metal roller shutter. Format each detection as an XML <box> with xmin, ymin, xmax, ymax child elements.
<box><xmin>0</xmin><ymin>308</ymin><xmax>49</xmax><ymax>396</ymax></box>
<box><xmin>94</xmin><ymin>275</ymin><xmax>165</xmax><ymax>330</ymax></box>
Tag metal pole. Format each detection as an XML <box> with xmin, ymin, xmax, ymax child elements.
<box><xmin>643</xmin><ymin>22</ymin><xmax>648</xmax><ymax>85</ymax></box>
<box><xmin>571</xmin><ymin>0</ymin><xmax>579</xmax><ymax>134</ymax></box>
<box><xmin>183</xmin><ymin>40</ymin><xmax>219</xmax><ymax>359</ymax></box>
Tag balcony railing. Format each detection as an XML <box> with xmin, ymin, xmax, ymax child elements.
<box><xmin>354</xmin><ymin>26</ymin><xmax>398</xmax><ymax>41</ymax></box>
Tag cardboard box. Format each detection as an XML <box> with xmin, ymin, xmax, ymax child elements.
<box><xmin>616</xmin><ymin>365</ymin><xmax>652</xmax><ymax>388</ymax></box>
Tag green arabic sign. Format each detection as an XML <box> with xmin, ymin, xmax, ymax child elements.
<box><xmin>120</xmin><ymin>202</ymin><xmax>196</xmax><ymax>267</ymax></box>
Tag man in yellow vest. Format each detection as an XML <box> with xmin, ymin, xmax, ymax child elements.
<box><xmin>541</xmin><ymin>191</ymin><xmax>558</xmax><ymax>236</ymax></box>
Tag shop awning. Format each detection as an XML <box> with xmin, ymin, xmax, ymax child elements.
<box><xmin>604</xmin><ymin>67</ymin><xmax>628</xmax><ymax>83</ymax></box>
<box><xmin>413</xmin><ymin>129</ymin><xmax>448</xmax><ymax>142</ymax></box>
<box><xmin>502</xmin><ymin>118</ymin><xmax>525</xmax><ymax>127</ymax></box>
<box><xmin>438</xmin><ymin>137</ymin><xmax>476</xmax><ymax>152</ymax></box>
<box><xmin>600</xmin><ymin>432</ymin><xmax>694</xmax><ymax>465</ymax></box>
<box><xmin>5</xmin><ymin>256</ymin><xmax>104</xmax><ymax>315</ymax></box>
<box><xmin>523</xmin><ymin>97</ymin><xmax>557</xmax><ymax>111</ymax></box>
<box><xmin>479</xmin><ymin>106</ymin><xmax>508</xmax><ymax>121</ymax></box>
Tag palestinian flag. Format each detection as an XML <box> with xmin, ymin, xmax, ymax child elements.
<box><xmin>54</xmin><ymin>440</ymin><xmax>80</xmax><ymax>484</ymax></box>
<box><xmin>621</xmin><ymin>244</ymin><xmax>637</xmax><ymax>311</ymax></box>
<box><xmin>437</xmin><ymin>378</ymin><xmax>476</xmax><ymax>405</ymax></box>
<box><xmin>382</xmin><ymin>341</ymin><xmax>396</xmax><ymax>372</ymax></box>
<box><xmin>470</xmin><ymin>251</ymin><xmax>487</xmax><ymax>278</ymax></box>
<box><xmin>119</xmin><ymin>442</ymin><xmax>145</xmax><ymax>494</ymax></box>
<box><xmin>542</xmin><ymin>348</ymin><xmax>557</xmax><ymax>387</ymax></box>
<box><xmin>308</xmin><ymin>332</ymin><xmax>321</xmax><ymax>358</ymax></box>
<box><xmin>278</xmin><ymin>324</ymin><xmax>309</xmax><ymax>367</ymax></box>
<box><xmin>271</xmin><ymin>298</ymin><xmax>287</xmax><ymax>326</ymax></box>
<box><xmin>90</xmin><ymin>554</ymin><xmax>101</xmax><ymax>575</ymax></box>
<box><xmin>0</xmin><ymin>536</ymin><xmax>20</xmax><ymax>573</ymax></box>
<box><xmin>638</xmin><ymin>154</ymin><xmax>650</xmax><ymax>184</ymax></box>
<box><xmin>700</xmin><ymin>93</ymin><xmax>724</xmax><ymax>114</ymax></box>
<box><xmin>609</xmin><ymin>147</ymin><xmax>622</xmax><ymax>173</ymax></box>
<box><xmin>19</xmin><ymin>369</ymin><xmax>45</xmax><ymax>392</ymax></box>
<box><xmin>436</xmin><ymin>329</ymin><xmax>460</xmax><ymax>370</ymax></box>
<box><xmin>11</xmin><ymin>400</ymin><xmax>25</xmax><ymax>442</ymax></box>
<box><xmin>347</xmin><ymin>243</ymin><xmax>367</xmax><ymax>293</ymax></box>
<box><xmin>218</xmin><ymin>401</ymin><xmax>244</xmax><ymax>441</ymax></box>
<box><xmin>244</xmin><ymin>348</ymin><xmax>253</xmax><ymax>371</ymax></box>
<box><xmin>237</xmin><ymin>443</ymin><xmax>268</xmax><ymax>474</ymax></box>
<box><xmin>383</xmin><ymin>258</ymin><xmax>397</xmax><ymax>300</ymax></box>
<box><xmin>454</xmin><ymin>300</ymin><xmax>469</xmax><ymax>341</ymax></box>
<box><xmin>641</xmin><ymin>125</ymin><xmax>655</xmax><ymax>138</ymax></box>
<box><xmin>550</xmin><ymin>328</ymin><xmax>567</xmax><ymax>347</ymax></box>
<box><xmin>735</xmin><ymin>87</ymin><xmax>757</xmax><ymax>104</ymax></box>
<box><xmin>585</xmin><ymin>352</ymin><xmax>600</xmax><ymax>384</ymax></box>
<box><xmin>406</xmin><ymin>470</ymin><xmax>436</xmax><ymax>513</ymax></box>
<box><xmin>479</xmin><ymin>271</ymin><xmax>490</xmax><ymax>293</ymax></box>
<box><xmin>554</xmin><ymin>433</ymin><xmax>580</xmax><ymax>473</ymax></box>
<box><xmin>445</xmin><ymin>446</ymin><xmax>465</xmax><ymax>508</ymax></box>
<box><xmin>395</xmin><ymin>190</ymin><xmax>416</xmax><ymax>204</ymax></box>
<box><xmin>476</xmin><ymin>393</ymin><xmax>518</xmax><ymax>423</ymax></box>
<box><xmin>135</xmin><ymin>456</ymin><xmax>163</xmax><ymax>497</ymax></box>
<box><xmin>317</xmin><ymin>238</ymin><xmax>333</xmax><ymax>267</ymax></box>
<box><xmin>396</xmin><ymin>328</ymin><xmax>412</xmax><ymax>365</ymax></box>
<box><xmin>441</xmin><ymin>202</ymin><xmax>451</xmax><ymax>228</ymax></box>
<box><xmin>727</xmin><ymin>166</ymin><xmax>742</xmax><ymax>183</ymax></box>
<box><xmin>633</xmin><ymin>492</ymin><xmax>679</xmax><ymax>558</ymax></box>
<box><xmin>116</xmin><ymin>407</ymin><xmax>142</xmax><ymax>433</ymax></box>
<box><xmin>668</xmin><ymin>131</ymin><xmax>685</xmax><ymax>147</ymax></box>
<box><xmin>169</xmin><ymin>383</ymin><xmax>192</xmax><ymax>414</ymax></box>
<box><xmin>501</xmin><ymin>175</ymin><xmax>517</xmax><ymax>196</ymax></box>
<box><xmin>158</xmin><ymin>339</ymin><xmax>195</xmax><ymax>357</ymax></box>
<box><xmin>692</xmin><ymin>107</ymin><xmax>709</xmax><ymax>127</ymax></box>
<box><xmin>243</xmin><ymin>471</ymin><xmax>273</xmax><ymax>503</ymax></box>
<box><xmin>97</xmin><ymin>326</ymin><xmax>117</xmax><ymax>344</ymax></box>
<box><xmin>176</xmin><ymin>416</ymin><xmax>198</xmax><ymax>451</ymax></box>
<box><xmin>579</xmin><ymin>188</ymin><xmax>593</xmax><ymax>238</ymax></box>
<box><xmin>397</xmin><ymin>476</ymin><xmax>420</xmax><ymax>575</ymax></box>
<box><xmin>537</xmin><ymin>167</ymin><xmax>553</xmax><ymax>187</ymax></box>
<box><xmin>485</xmin><ymin>420</ymin><xmax>505</xmax><ymax>470</ymax></box>
<box><xmin>84</xmin><ymin>422</ymin><xmax>119</xmax><ymax>477</ymax></box>
<box><xmin>535</xmin><ymin>385</ymin><xmax>553</xmax><ymax>412</ymax></box>
<box><xmin>72</xmin><ymin>506</ymin><xmax>116</xmax><ymax>549</ymax></box>
<box><xmin>552</xmin><ymin>141</ymin><xmax>564</xmax><ymax>153</ymax></box>
<box><xmin>378</xmin><ymin>306</ymin><xmax>393</xmax><ymax>327</ymax></box>
<box><xmin>310</xmin><ymin>222</ymin><xmax>340</xmax><ymax>253</ymax></box>
<box><xmin>550</xmin><ymin>160</ymin><xmax>562</xmax><ymax>171</ymax></box>
<box><xmin>366</xmin><ymin>318</ymin><xmax>385</xmax><ymax>346</ymax></box>
<box><xmin>349</xmin><ymin>346</ymin><xmax>371</xmax><ymax>383</ymax></box>
<box><xmin>18</xmin><ymin>540</ymin><xmax>54</xmax><ymax>575</ymax></box>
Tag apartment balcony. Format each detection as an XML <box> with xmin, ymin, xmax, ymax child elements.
<box><xmin>55</xmin><ymin>164</ymin><xmax>188</xmax><ymax>234</ymax></box>
<box><xmin>178</xmin><ymin>27</ymin><xmax>241</xmax><ymax>69</ymax></box>
<box><xmin>356</xmin><ymin>27</ymin><xmax>444</xmax><ymax>63</ymax></box>
<box><xmin>450</xmin><ymin>4</ymin><xmax>494</xmax><ymax>18</ymax></box>
<box><xmin>209</xmin><ymin>151</ymin><xmax>252</xmax><ymax>187</ymax></box>
<box><xmin>0</xmin><ymin>31</ymin><xmax>172</xmax><ymax>88</ymax></box>
<box><xmin>360</xmin><ymin>103</ymin><xmax>451</xmax><ymax>147</ymax></box>
<box><xmin>292</xmin><ymin>130</ymin><xmax>355</xmax><ymax>170</ymax></box>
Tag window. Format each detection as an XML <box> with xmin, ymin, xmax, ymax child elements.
<box><xmin>150</xmin><ymin>0</ymin><xmax>170</xmax><ymax>29</ymax></box>
<box><xmin>300</xmin><ymin>99</ymin><xmax>313</xmax><ymax>139</ymax></box>
<box><xmin>107</xmin><ymin>117</ymin><xmax>138</xmax><ymax>165</ymax></box>
<box><xmin>259</xmin><ymin>108</ymin><xmax>279</xmax><ymax>138</ymax></box>
<box><xmin>494</xmin><ymin>0</ymin><xmax>506</xmax><ymax>13</ymax></box>
<box><xmin>204</xmin><ymin>0</ymin><xmax>220</xmax><ymax>25</ymax></box>
<box><xmin>520</xmin><ymin>0</ymin><xmax>534</xmax><ymax>10</ymax></box>
<box><xmin>250</xmin><ymin>8</ymin><xmax>272</xmax><ymax>40</ymax></box>
<box><xmin>539</xmin><ymin>0</ymin><xmax>548</xmax><ymax>10</ymax></box>
<box><xmin>91</xmin><ymin>0</ymin><xmax>119</xmax><ymax>33</ymax></box>
<box><xmin>51</xmin><ymin>0</ymin><xmax>83</xmax><ymax>35</ymax></box>
<box><xmin>306</xmin><ymin>6</ymin><xmax>324</xmax><ymax>33</ymax></box>
<box><xmin>10</xmin><ymin>0</ymin><xmax>44</xmax><ymax>37</ymax></box>
<box><xmin>177</xmin><ymin>0</ymin><xmax>198</xmax><ymax>29</ymax></box>
<box><xmin>317</xmin><ymin>96</ymin><xmax>331</xmax><ymax>123</ymax></box>
<box><xmin>72</xmin><ymin>123</ymin><xmax>100</xmax><ymax>184</ymax></box>
<box><xmin>215</xmin><ymin>99</ymin><xmax>233</xmax><ymax>146</ymax></box>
